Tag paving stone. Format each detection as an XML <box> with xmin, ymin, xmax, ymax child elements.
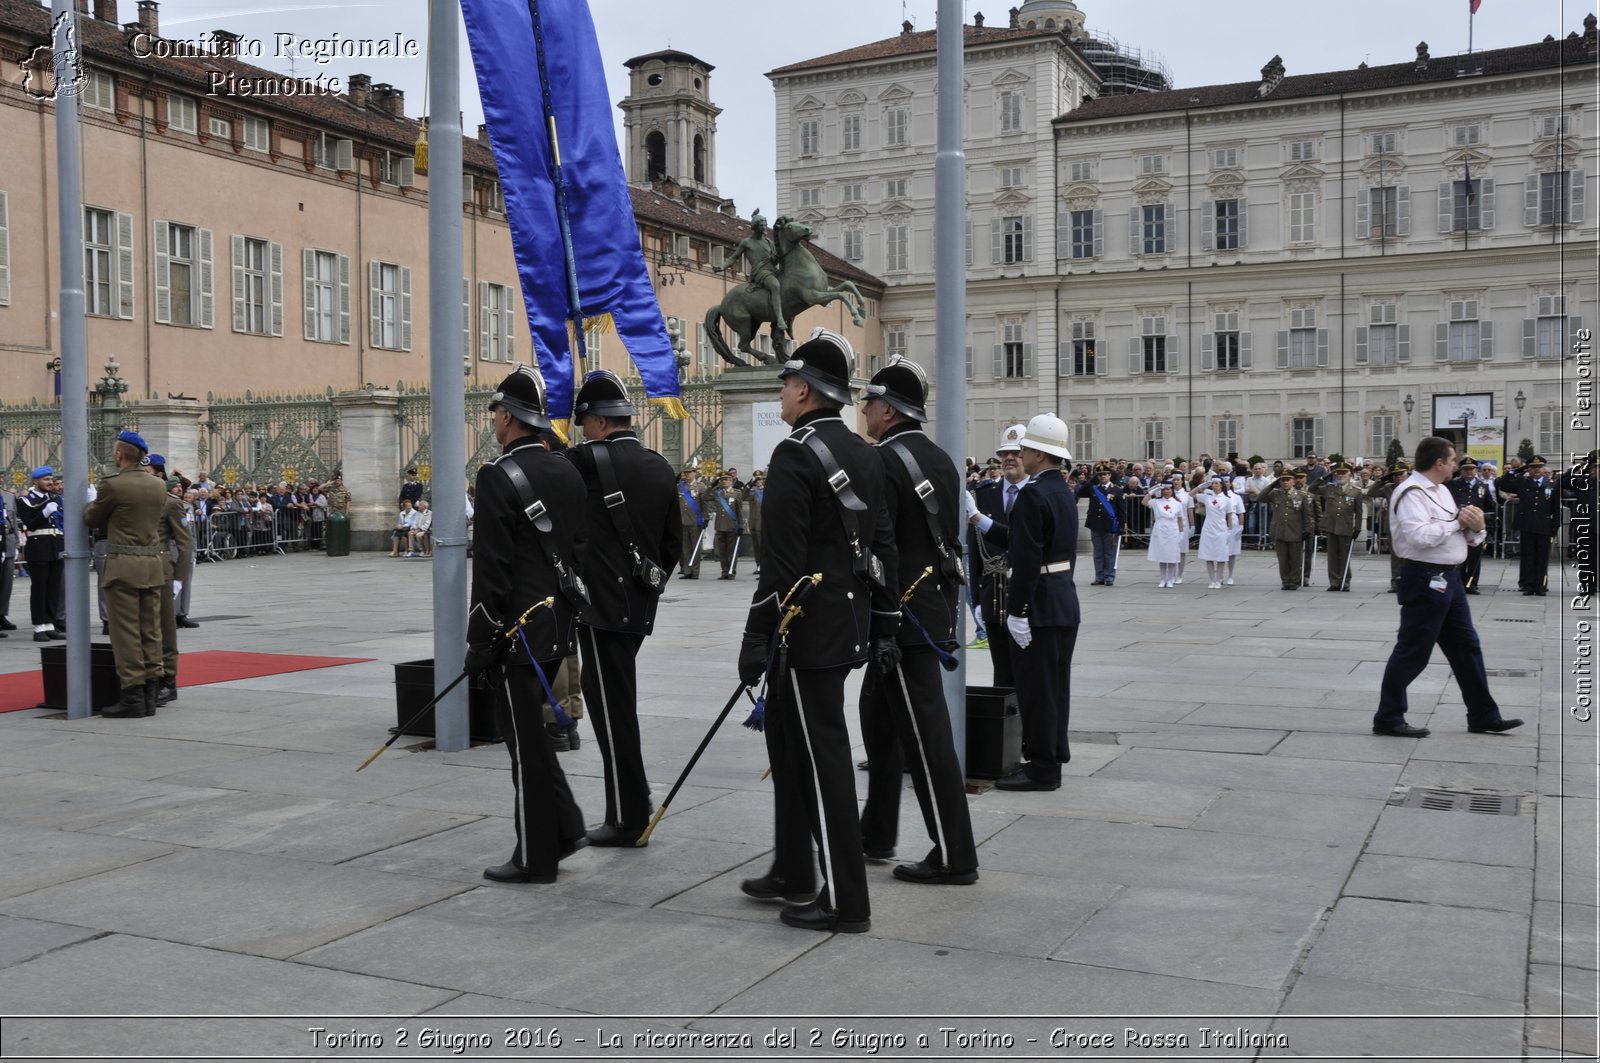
<box><xmin>1531</xmin><ymin>901</ymin><xmax>1598</xmax><ymax>971</ymax></box>
<box><xmin>0</xmin><ymin>848</ymin><xmax>466</xmax><ymax>959</ymax></box>
<box><xmin>297</xmin><ymin>887</ymin><xmax>819</xmax><ymax>1014</ymax></box>
<box><xmin>1271</xmin><ymin>974</ymin><xmax>1527</xmax><ymax>1058</ymax></box>
<box><xmin>0</xmin><ymin>934</ymin><xmax>453</xmax><ymax>1014</ymax></box>
<box><xmin>1113</xmin><ymin>726</ymin><xmax>1287</xmax><ymax>754</ymax></box>
<box><xmin>1366</xmin><ymin>805</ymin><xmax>1535</xmax><ymax>867</ymax></box>
<box><xmin>1526</xmin><ymin>963</ymin><xmax>1600</xmax><ymax>1057</ymax></box>
<box><xmin>1300</xmin><ymin>897</ymin><xmax>1526</xmax><ymax>1003</ymax></box>
<box><xmin>0</xmin><ymin>915</ymin><xmax>101</xmax><ymax>967</ymax></box>
<box><xmin>0</xmin><ymin>771</ymin><xmax>236</xmax><ymax>831</ymax></box>
<box><xmin>1178</xmin><ymin>702</ymin><xmax>1388</xmax><ymax>734</ymax></box>
<box><xmin>158</xmin><ymin>748</ymin><xmax>468</xmax><ymax>802</ymax></box>
<box><xmin>0</xmin><ymin>824</ymin><xmax>174</xmax><ymax>901</ymax></box>
<box><xmin>81</xmin><ymin>791</ymin><xmax>479</xmax><ymax>864</ymax></box>
<box><xmin>1268</xmin><ymin>731</ymin><xmax>1417</xmax><ymax>763</ymax></box>
<box><xmin>1053</xmin><ymin>887</ymin><xmax>1324</xmax><ymax>990</ymax></box>
<box><xmin>1397</xmin><ymin>758</ymin><xmax>1538</xmax><ymax>794</ymax></box>
<box><xmin>978</xmin><ymin>817</ymin><xmax>1359</xmax><ymax>904</ymax></box>
<box><xmin>1412</xmin><ymin>731</ymin><xmax>1540</xmax><ymax>766</ymax></box>
<box><xmin>1189</xmin><ymin>790</ymin><xmax>1384</xmax><ymax>845</ymax></box>
<box><xmin>1097</xmin><ymin>747</ymin><xmax>1401</xmax><ymax>799</ymax></box>
<box><xmin>1343</xmin><ymin>853</ymin><xmax>1533</xmax><ymax>912</ymax></box>
<box><xmin>977</xmin><ymin>775</ymin><xmax>1220</xmax><ymax>827</ymax></box>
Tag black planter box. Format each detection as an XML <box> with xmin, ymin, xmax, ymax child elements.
<box><xmin>966</xmin><ymin>685</ymin><xmax>1022</xmax><ymax>779</ymax></box>
<box><xmin>40</xmin><ymin>643</ymin><xmax>123</xmax><ymax>712</ymax></box>
<box><xmin>393</xmin><ymin>659</ymin><xmax>501</xmax><ymax>743</ymax></box>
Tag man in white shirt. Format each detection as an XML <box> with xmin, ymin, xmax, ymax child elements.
<box><xmin>1372</xmin><ymin>437</ymin><xmax>1522</xmax><ymax>738</ymax></box>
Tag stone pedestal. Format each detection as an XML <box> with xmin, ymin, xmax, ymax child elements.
<box><xmin>712</xmin><ymin>365</ymin><xmax>784</xmax><ymax>474</ymax></box>
<box><xmin>125</xmin><ymin>399</ymin><xmax>204</xmax><ymax>475</ymax></box>
<box><xmin>332</xmin><ymin>389</ymin><xmax>401</xmax><ymax>551</ymax></box>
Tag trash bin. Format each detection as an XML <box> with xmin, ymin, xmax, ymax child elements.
<box><xmin>393</xmin><ymin>659</ymin><xmax>501</xmax><ymax>742</ymax></box>
<box><xmin>325</xmin><ymin>512</ymin><xmax>350</xmax><ymax>556</ymax></box>
<box><xmin>40</xmin><ymin>643</ymin><xmax>122</xmax><ymax>712</ymax></box>
<box><xmin>966</xmin><ymin>685</ymin><xmax>1022</xmax><ymax>779</ymax></box>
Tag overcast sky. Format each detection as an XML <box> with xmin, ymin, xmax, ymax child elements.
<box><xmin>149</xmin><ymin>0</ymin><xmax>1570</xmax><ymax>214</ymax></box>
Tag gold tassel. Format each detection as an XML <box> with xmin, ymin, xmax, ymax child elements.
<box><xmin>413</xmin><ymin>120</ymin><xmax>429</xmax><ymax>171</ymax></box>
<box><xmin>585</xmin><ymin>312</ymin><xmax>615</xmax><ymax>335</ymax></box>
<box><xmin>650</xmin><ymin>395</ymin><xmax>689</xmax><ymax>420</ymax></box>
<box><xmin>549</xmin><ymin>418</ymin><xmax>570</xmax><ymax>443</ymax></box>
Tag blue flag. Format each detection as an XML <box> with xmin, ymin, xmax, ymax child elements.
<box><xmin>459</xmin><ymin>0</ymin><xmax>682</xmax><ymax>429</ymax></box>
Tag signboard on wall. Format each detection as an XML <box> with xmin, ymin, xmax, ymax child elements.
<box><xmin>1432</xmin><ymin>393</ymin><xmax>1494</xmax><ymax>432</ymax></box>
<box><xmin>751</xmin><ymin>401</ymin><xmax>787</xmax><ymax>473</ymax></box>
<box><xmin>1466</xmin><ymin>418</ymin><xmax>1507</xmax><ymax>468</ymax></box>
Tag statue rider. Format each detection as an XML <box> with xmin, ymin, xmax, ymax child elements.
<box><xmin>715</xmin><ymin>209</ymin><xmax>788</xmax><ymax>341</ymax></box>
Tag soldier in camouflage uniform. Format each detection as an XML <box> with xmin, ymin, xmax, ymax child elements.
<box><xmin>1260</xmin><ymin>469</ymin><xmax>1313</xmax><ymax>590</ymax></box>
<box><xmin>1314</xmin><ymin>463</ymin><xmax>1365</xmax><ymax>591</ymax></box>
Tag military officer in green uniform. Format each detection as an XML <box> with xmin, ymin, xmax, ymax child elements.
<box><xmin>83</xmin><ymin>431</ymin><xmax>168</xmax><ymax>718</ymax></box>
<box><xmin>147</xmin><ymin>456</ymin><xmax>193</xmax><ymax>706</ymax></box>
<box><xmin>1259</xmin><ymin>468</ymin><xmax>1312</xmax><ymax>590</ymax></box>
<box><xmin>1314</xmin><ymin>462</ymin><xmax>1365</xmax><ymax>591</ymax></box>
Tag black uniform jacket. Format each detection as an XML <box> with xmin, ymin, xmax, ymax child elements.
<box><xmin>566</xmin><ymin>432</ymin><xmax>680</xmax><ymax>635</ymax></box>
<box><xmin>1495</xmin><ymin>471</ymin><xmax>1559</xmax><ymax>534</ymax></box>
<box><xmin>1076</xmin><ymin>479</ymin><xmax>1124</xmax><ymax>534</ymax></box>
<box><xmin>18</xmin><ymin>487</ymin><xmax>65</xmax><ymax>563</ymax></box>
<box><xmin>1005</xmin><ymin>468</ymin><xmax>1082</xmax><ymax>628</ymax></box>
<box><xmin>469</xmin><ymin>435</ymin><xmax>588</xmax><ymax>664</ymax></box>
<box><xmin>744</xmin><ymin>409</ymin><xmax>899</xmax><ymax>669</ymax></box>
<box><xmin>1448</xmin><ymin>476</ymin><xmax>1494</xmax><ymax>517</ymax></box>
<box><xmin>966</xmin><ymin>478</ymin><xmax>1009</xmax><ymax>617</ymax></box>
<box><xmin>877</xmin><ymin>423</ymin><xmax>960</xmax><ymax>649</ymax></box>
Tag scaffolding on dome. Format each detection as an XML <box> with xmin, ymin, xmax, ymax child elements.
<box><xmin>1077</xmin><ymin>27</ymin><xmax>1172</xmax><ymax>95</ymax></box>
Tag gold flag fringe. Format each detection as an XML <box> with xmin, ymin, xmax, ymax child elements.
<box><xmin>549</xmin><ymin>418</ymin><xmax>571</xmax><ymax>443</ymax></box>
<box><xmin>650</xmin><ymin>395</ymin><xmax>689</xmax><ymax>420</ymax></box>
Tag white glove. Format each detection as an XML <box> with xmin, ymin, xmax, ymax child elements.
<box><xmin>972</xmin><ymin>605</ymin><xmax>983</xmax><ymax>630</ymax></box>
<box><xmin>961</xmin><ymin>488</ymin><xmax>979</xmax><ymax>524</ymax></box>
<box><xmin>173</xmin><ymin>580</ymin><xmax>183</xmax><ymax>599</ymax></box>
<box><xmin>1007</xmin><ymin>614</ymin><xmax>1032</xmax><ymax>650</ymax></box>
<box><xmin>42</xmin><ymin>501</ymin><xmax>59</xmax><ymax>518</ymax></box>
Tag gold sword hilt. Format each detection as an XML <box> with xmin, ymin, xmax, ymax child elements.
<box><xmin>501</xmin><ymin>596</ymin><xmax>557</xmax><ymax>641</ymax></box>
<box><xmin>900</xmin><ymin>564</ymin><xmax>934</xmax><ymax>604</ymax></box>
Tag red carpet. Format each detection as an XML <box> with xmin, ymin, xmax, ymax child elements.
<box><xmin>0</xmin><ymin>650</ymin><xmax>374</xmax><ymax>713</ymax></box>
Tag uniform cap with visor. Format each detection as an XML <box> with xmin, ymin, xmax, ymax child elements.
<box><xmin>995</xmin><ymin>423</ymin><xmax>1028</xmax><ymax>454</ymax></box>
<box><xmin>572</xmin><ymin>368</ymin><xmax>637</xmax><ymax>419</ymax></box>
<box><xmin>488</xmin><ymin>363</ymin><xmax>551</xmax><ymax>429</ymax></box>
<box><xmin>861</xmin><ymin>355</ymin><xmax>928</xmax><ymax>422</ymax></box>
<box><xmin>1019</xmin><ymin>412</ymin><xmax>1073</xmax><ymax>461</ymax></box>
<box><xmin>778</xmin><ymin>328</ymin><xmax>856</xmax><ymax>406</ymax></box>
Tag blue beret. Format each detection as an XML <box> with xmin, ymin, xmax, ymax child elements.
<box><xmin>30</xmin><ymin>466</ymin><xmax>53</xmax><ymax>479</ymax></box>
<box><xmin>117</xmin><ymin>430</ymin><xmax>148</xmax><ymax>453</ymax></box>
<box><xmin>147</xmin><ymin>453</ymin><xmax>167</xmax><ymax>468</ymax></box>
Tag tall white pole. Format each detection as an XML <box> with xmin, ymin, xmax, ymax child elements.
<box><xmin>935</xmin><ymin>0</ymin><xmax>968</xmax><ymax>771</ymax></box>
<box><xmin>52</xmin><ymin>0</ymin><xmax>91</xmax><ymax>719</ymax></box>
<box><xmin>428</xmin><ymin>0</ymin><xmax>469</xmax><ymax>751</ymax></box>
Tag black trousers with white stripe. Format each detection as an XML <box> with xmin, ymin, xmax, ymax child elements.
<box><xmin>577</xmin><ymin>625</ymin><xmax>652</xmax><ymax>829</ymax></box>
<box><xmin>761</xmin><ymin>664</ymin><xmax>869</xmax><ymax>922</ymax></box>
<box><xmin>859</xmin><ymin>646</ymin><xmax>978</xmax><ymax>874</ymax></box>
<box><xmin>1011</xmin><ymin>624</ymin><xmax>1078</xmax><ymax>783</ymax></box>
<box><xmin>490</xmin><ymin>661</ymin><xmax>586</xmax><ymax>876</ymax></box>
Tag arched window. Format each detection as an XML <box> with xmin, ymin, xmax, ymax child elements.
<box><xmin>693</xmin><ymin>134</ymin><xmax>706</xmax><ymax>184</ymax></box>
<box><xmin>646</xmin><ymin>131</ymin><xmax>667</xmax><ymax>181</ymax></box>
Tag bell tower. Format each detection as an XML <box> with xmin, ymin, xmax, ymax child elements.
<box><xmin>619</xmin><ymin>49</ymin><xmax>722</xmax><ymax>197</ymax></box>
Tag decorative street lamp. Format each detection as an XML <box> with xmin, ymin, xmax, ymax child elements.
<box><xmin>1514</xmin><ymin>389</ymin><xmax>1526</xmax><ymax>429</ymax></box>
<box><xmin>1403</xmin><ymin>393</ymin><xmax>1415</xmax><ymax>432</ymax></box>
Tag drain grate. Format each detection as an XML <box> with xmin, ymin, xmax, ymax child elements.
<box><xmin>1392</xmin><ymin>788</ymin><xmax>1522</xmax><ymax>815</ymax></box>
<box><xmin>1492</xmin><ymin>618</ymin><xmax>1539</xmax><ymax>623</ymax></box>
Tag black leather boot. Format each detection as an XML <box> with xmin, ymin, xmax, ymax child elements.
<box><xmin>143</xmin><ymin>678</ymin><xmax>160</xmax><ymax>716</ymax></box>
<box><xmin>102</xmin><ymin>687</ymin><xmax>146</xmax><ymax>719</ymax></box>
<box><xmin>156</xmin><ymin>676</ymin><xmax>178</xmax><ymax>705</ymax></box>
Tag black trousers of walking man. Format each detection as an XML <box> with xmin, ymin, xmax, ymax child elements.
<box><xmin>490</xmin><ymin>661</ymin><xmax>586</xmax><ymax>877</ymax></box>
<box><xmin>577</xmin><ymin>625</ymin><xmax>652</xmax><ymax>830</ymax></box>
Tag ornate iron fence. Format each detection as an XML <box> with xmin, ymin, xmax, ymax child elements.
<box><xmin>197</xmin><ymin>388</ymin><xmax>341</xmax><ymax>488</ymax></box>
<box><xmin>0</xmin><ymin>400</ymin><xmax>66</xmax><ymax>490</ymax></box>
<box><xmin>630</xmin><ymin>378</ymin><xmax>721</xmax><ymax>471</ymax></box>
<box><xmin>395</xmin><ymin>380</ymin><xmax>501</xmax><ymax>485</ymax></box>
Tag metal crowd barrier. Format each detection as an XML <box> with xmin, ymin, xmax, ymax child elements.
<box><xmin>195</xmin><ymin>507</ymin><xmax>326</xmax><ymax>562</ymax></box>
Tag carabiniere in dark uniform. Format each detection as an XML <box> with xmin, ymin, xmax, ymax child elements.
<box><xmin>856</xmin><ymin>356</ymin><xmax>978</xmax><ymax>886</ymax></box>
<box><xmin>19</xmin><ymin>466</ymin><xmax>66</xmax><ymax>641</ymax></box>
<box><xmin>736</xmin><ymin>331</ymin><xmax>900</xmax><ymax>934</ymax></box>
<box><xmin>1449</xmin><ymin>457</ymin><xmax>1493</xmax><ymax>594</ymax></box>
<box><xmin>466</xmin><ymin>364</ymin><xmax>590</xmax><ymax>885</ymax></box>
<box><xmin>565</xmin><ymin>369</ymin><xmax>681</xmax><ymax>847</ymax></box>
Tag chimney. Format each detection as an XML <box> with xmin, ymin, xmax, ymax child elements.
<box><xmin>137</xmin><ymin>0</ymin><xmax>158</xmax><ymax>36</ymax></box>
<box><xmin>75</xmin><ymin>0</ymin><xmax>89</xmax><ymax>15</ymax></box>
<box><xmin>371</xmin><ymin>83</ymin><xmax>404</xmax><ymax>117</ymax></box>
<box><xmin>973</xmin><ymin>11</ymin><xmax>984</xmax><ymax>28</ymax></box>
<box><xmin>1585</xmin><ymin>13</ymin><xmax>1598</xmax><ymax>54</ymax></box>
<box><xmin>347</xmin><ymin>73</ymin><xmax>371</xmax><ymax>109</ymax></box>
<box><xmin>901</xmin><ymin>19</ymin><xmax>913</xmax><ymax>34</ymax></box>
<box><xmin>93</xmin><ymin>0</ymin><xmax>118</xmax><ymax>22</ymax></box>
<box><xmin>211</xmin><ymin>29</ymin><xmax>240</xmax><ymax>57</ymax></box>
<box><xmin>1009</xmin><ymin>6</ymin><xmax>1020</xmax><ymax>29</ymax></box>
<box><xmin>477</xmin><ymin>123</ymin><xmax>490</xmax><ymax>144</ymax></box>
<box><xmin>1414</xmin><ymin>41</ymin><xmax>1430</xmax><ymax>71</ymax></box>
<box><xmin>1257</xmin><ymin>54</ymin><xmax>1285</xmax><ymax>97</ymax></box>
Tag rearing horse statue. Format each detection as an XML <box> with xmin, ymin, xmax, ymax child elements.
<box><xmin>704</xmin><ymin>217</ymin><xmax>867</xmax><ymax>367</ymax></box>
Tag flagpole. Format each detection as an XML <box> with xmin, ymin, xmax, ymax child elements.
<box><xmin>526</xmin><ymin>0</ymin><xmax>589</xmax><ymax>381</ymax></box>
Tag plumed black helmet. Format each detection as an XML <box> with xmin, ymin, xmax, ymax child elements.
<box><xmin>779</xmin><ymin>328</ymin><xmax>855</xmax><ymax>406</ymax></box>
<box><xmin>573</xmin><ymin>368</ymin><xmax>636</xmax><ymax>419</ymax></box>
<box><xmin>488</xmin><ymin>363</ymin><xmax>550</xmax><ymax>428</ymax></box>
<box><xmin>862</xmin><ymin>354</ymin><xmax>928</xmax><ymax>422</ymax></box>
